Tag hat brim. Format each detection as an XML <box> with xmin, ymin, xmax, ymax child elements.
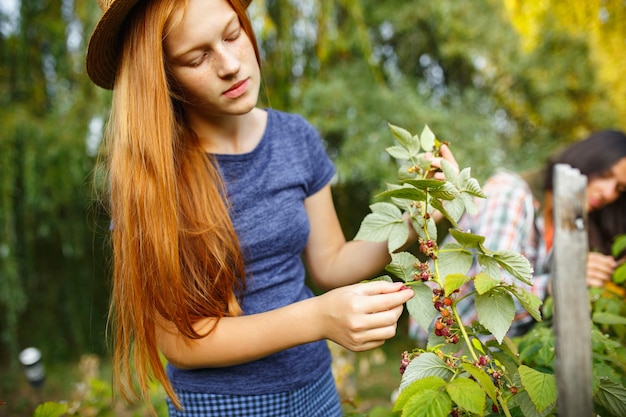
<box><xmin>86</xmin><ymin>0</ymin><xmax>253</xmax><ymax>90</ymax></box>
<box><xmin>86</xmin><ymin>0</ymin><xmax>144</xmax><ymax>90</ymax></box>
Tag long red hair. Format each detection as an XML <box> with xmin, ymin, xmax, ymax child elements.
<box><xmin>101</xmin><ymin>0</ymin><xmax>260</xmax><ymax>410</ymax></box>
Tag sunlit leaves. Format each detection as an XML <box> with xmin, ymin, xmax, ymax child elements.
<box><xmin>518</xmin><ymin>365</ymin><xmax>557</xmax><ymax>413</ymax></box>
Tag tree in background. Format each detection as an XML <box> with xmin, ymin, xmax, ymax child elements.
<box><xmin>0</xmin><ymin>0</ymin><xmax>624</xmax><ymax>371</ymax></box>
<box><xmin>0</xmin><ymin>0</ymin><xmax>110</xmax><ymax>370</ymax></box>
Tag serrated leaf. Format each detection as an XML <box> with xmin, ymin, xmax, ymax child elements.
<box><xmin>475</xmin><ymin>289</ymin><xmax>515</xmax><ymax>343</ymax></box>
<box><xmin>474</xmin><ymin>272</ymin><xmax>500</xmax><ymax>295</ymax></box>
<box><xmin>354</xmin><ymin>202</ymin><xmax>407</xmax><ymax>253</ymax></box>
<box><xmin>386</xmin><ymin>252</ymin><xmax>421</xmax><ymax>282</ymax></box>
<box><xmin>387</xmin><ymin>145</ymin><xmax>412</xmax><ymax>160</ymax></box>
<box><xmin>449</xmin><ymin>229</ymin><xmax>485</xmax><ymax>248</ymax></box>
<box><xmin>477</xmin><ymin>255</ymin><xmax>500</xmax><ymax>279</ymax></box>
<box><xmin>389</xmin><ymin>123</ymin><xmax>413</xmax><ymax>145</ymax></box>
<box><xmin>461</xmin><ymin>363</ymin><xmax>498</xmax><ymax>404</ymax></box>
<box><xmin>446</xmin><ymin>377</ymin><xmax>485</xmax><ymax>416</ymax></box>
<box><xmin>514</xmin><ymin>389</ymin><xmax>548</xmax><ymax>417</ymax></box>
<box><xmin>420</xmin><ymin>125</ymin><xmax>436</xmax><ymax>152</ymax></box>
<box><xmin>429</xmin><ymin>198</ymin><xmax>460</xmax><ymax>227</ymax></box>
<box><xmin>443</xmin><ymin>273</ymin><xmax>471</xmax><ymax>296</ymax></box>
<box><xmin>441</xmin><ymin>159</ymin><xmax>462</xmax><ymax>191</ymax></box>
<box><xmin>33</xmin><ymin>402</ymin><xmax>68</xmax><ymax>417</ymax></box>
<box><xmin>518</xmin><ymin>365</ymin><xmax>557</xmax><ymax>413</ymax></box>
<box><xmin>437</xmin><ymin>242</ymin><xmax>473</xmax><ymax>279</ymax></box>
<box><xmin>400</xmin><ymin>352</ymin><xmax>454</xmax><ymax>391</ymax></box>
<box><xmin>492</xmin><ymin>250</ymin><xmax>533</xmax><ymax>285</ymax></box>
<box><xmin>592</xmin><ymin>311</ymin><xmax>626</xmax><ymax>325</ymax></box>
<box><xmin>459</xmin><ymin>191</ymin><xmax>478</xmax><ymax>216</ymax></box>
<box><xmin>594</xmin><ymin>377</ymin><xmax>626</xmax><ymax>417</ymax></box>
<box><xmin>377</xmin><ymin>184</ymin><xmax>428</xmax><ymax>202</ymax></box>
<box><xmin>460</xmin><ymin>175</ymin><xmax>486</xmax><ymax>199</ymax></box>
<box><xmin>406</xmin><ymin>283</ymin><xmax>439</xmax><ymax>332</ymax></box>
<box><xmin>509</xmin><ymin>286</ymin><xmax>543</xmax><ymax>322</ymax></box>
<box><xmin>429</xmin><ymin>182</ymin><xmax>458</xmax><ymax>201</ymax></box>
<box><xmin>394</xmin><ymin>376</ymin><xmax>447</xmax><ymax>412</ymax></box>
<box><xmin>403</xmin><ymin>389</ymin><xmax>452</xmax><ymax>417</ymax></box>
<box><xmin>389</xmin><ymin>123</ymin><xmax>421</xmax><ymax>156</ymax></box>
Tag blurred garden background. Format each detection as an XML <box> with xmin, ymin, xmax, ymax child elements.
<box><xmin>1</xmin><ymin>0</ymin><xmax>625</xmax><ymax>415</ymax></box>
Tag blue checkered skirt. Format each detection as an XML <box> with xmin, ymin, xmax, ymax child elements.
<box><xmin>166</xmin><ymin>367</ymin><xmax>342</xmax><ymax>416</ymax></box>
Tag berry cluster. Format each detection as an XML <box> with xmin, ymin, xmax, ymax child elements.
<box><xmin>418</xmin><ymin>238</ymin><xmax>437</xmax><ymax>259</ymax></box>
<box><xmin>432</xmin><ymin>288</ymin><xmax>459</xmax><ymax>344</ymax></box>
<box><xmin>412</xmin><ymin>261</ymin><xmax>432</xmax><ymax>282</ymax></box>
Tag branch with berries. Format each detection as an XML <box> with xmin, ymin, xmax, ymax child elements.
<box><xmin>355</xmin><ymin>124</ymin><xmax>554</xmax><ymax>417</ymax></box>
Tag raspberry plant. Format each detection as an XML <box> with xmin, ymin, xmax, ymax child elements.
<box><xmin>355</xmin><ymin>124</ymin><xmax>555</xmax><ymax>417</ymax></box>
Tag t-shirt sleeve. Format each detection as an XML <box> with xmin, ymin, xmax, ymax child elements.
<box><xmin>298</xmin><ymin>116</ymin><xmax>336</xmax><ymax>197</ymax></box>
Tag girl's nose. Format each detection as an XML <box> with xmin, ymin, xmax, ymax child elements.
<box><xmin>215</xmin><ymin>47</ymin><xmax>240</xmax><ymax>78</ymax></box>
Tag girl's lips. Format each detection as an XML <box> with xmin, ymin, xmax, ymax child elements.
<box><xmin>223</xmin><ymin>79</ymin><xmax>248</xmax><ymax>98</ymax></box>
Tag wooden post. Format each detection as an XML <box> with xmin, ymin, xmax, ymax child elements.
<box><xmin>552</xmin><ymin>164</ymin><xmax>593</xmax><ymax>417</ymax></box>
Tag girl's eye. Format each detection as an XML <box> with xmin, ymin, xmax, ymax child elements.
<box><xmin>226</xmin><ymin>28</ymin><xmax>241</xmax><ymax>42</ymax></box>
<box><xmin>188</xmin><ymin>53</ymin><xmax>207</xmax><ymax>67</ymax></box>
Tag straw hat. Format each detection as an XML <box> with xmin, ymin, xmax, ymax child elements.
<box><xmin>86</xmin><ymin>0</ymin><xmax>252</xmax><ymax>90</ymax></box>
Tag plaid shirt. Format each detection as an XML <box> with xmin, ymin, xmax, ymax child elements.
<box><xmin>410</xmin><ymin>170</ymin><xmax>552</xmax><ymax>340</ymax></box>
<box><xmin>452</xmin><ymin>170</ymin><xmax>551</xmax><ymax>336</ymax></box>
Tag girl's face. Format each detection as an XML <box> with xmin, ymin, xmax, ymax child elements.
<box><xmin>163</xmin><ymin>0</ymin><xmax>260</xmax><ymax>119</ymax></box>
<box><xmin>587</xmin><ymin>157</ymin><xmax>626</xmax><ymax>211</ymax></box>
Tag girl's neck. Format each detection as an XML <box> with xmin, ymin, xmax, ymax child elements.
<box><xmin>189</xmin><ymin>107</ymin><xmax>267</xmax><ymax>154</ymax></box>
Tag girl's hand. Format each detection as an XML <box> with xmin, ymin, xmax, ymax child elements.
<box><xmin>586</xmin><ymin>252</ymin><xmax>617</xmax><ymax>287</ymax></box>
<box><xmin>315</xmin><ymin>281</ymin><xmax>414</xmax><ymax>352</ymax></box>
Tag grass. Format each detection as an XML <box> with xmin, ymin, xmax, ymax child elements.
<box><xmin>0</xmin><ymin>313</ymin><xmax>416</xmax><ymax>417</ymax></box>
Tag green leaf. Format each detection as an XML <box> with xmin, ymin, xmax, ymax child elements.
<box><xmin>429</xmin><ymin>182</ymin><xmax>458</xmax><ymax>201</ymax></box>
<box><xmin>518</xmin><ymin>365</ymin><xmax>557</xmax><ymax>413</ymax></box>
<box><xmin>443</xmin><ymin>273</ymin><xmax>471</xmax><ymax>296</ymax></box>
<box><xmin>420</xmin><ymin>125</ymin><xmax>436</xmax><ymax>152</ymax></box>
<box><xmin>449</xmin><ymin>229</ymin><xmax>485</xmax><ymax>248</ymax></box>
<box><xmin>508</xmin><ymin>285</ymin><xmax>543</xmax><ymax>322</ymax></box>
<box><xmin>461</xmin><ymin>363</ymin><xmax>498</xmax><ymax>404</ymax></box>
<box><xmin>611</xmin><ymin>235</ymin><xmax>626</xmax><ymax>258</ymax></box>
<box><xmin>377</xmin><ymin>184</ymin><xmax>428</xmax><ymax>202</ymax></box>
<box><xmin>403</xmin><ymin>389</ymin><xmax>452</xmax><ymax>417</ymax></box>
<box><xmin>33</xmin><ymin>402</ymin><xmax>68</xmax><ymax>417</ymax></box>
<box><xmin>363</xmin><ymin>275</ymin><xmax>394</xmax><ymax>283</ymax></box>
<box><xmin>437</xmin><ymin>242</ymin><xmax>474</xmax><ymax>279</ymax></box>
<box><xmin>478</xmin><ymin>255</ymin><xmax>501</xmax><ymax>282</ymax></box>
<box><xmin>387</xmin><ymin>145</ymin><xmax>412</xmax><ymax>160</ymax></box>
<box><xmin>613</xmin><ymin>263</ymin><xmax>626</xmax><ymax>284</ymax></box>
<box><xmin>491</xmin><ymin>250</ymin><xmax>533</xmax><ymax>285</ymax></box>
<box><xmin>475</xmin><ymin>288</ymin><xmax>515</xmax><ymax>343</ymax></box>
<box><xmin>394</xmin><ymin>375</ymin><xmax>447</xmax><ymax>411</ymax></box>
<box><xmin>474</xmin><ymin>272</ymin><xmax>500</xmax><ymax>295</ymax></box>
<box><xmin>406</xmin><ymin>282</ymin><xmax>439</xmax><ymax>332</ymax></box>
<box><xmin>594</xmin><ymin>377</ymin><xmax>626</xmax><ymax>417</ymax></box>
<box><xmin>446</xmin><ymin>377</ymin><xmax>485</xmax><ymax>416</ymax></box>
<box><xmin>592</xmin><ymin>311</ymin><xmax>626</xmax><ymax>325</ymax></box>
<box><xmin>430</xmin><ymin>198</ymin><xmax>460</xmax><ymax>227</ymax></box>
<box><xmin>389</xmin><ymin>123</ymin><xmax>420</xmax><ymax>156</ymax></box>
<box><xmin>354</xmin><ymin>202</ymin><xmax>407</xmax><ymax>253</ymax></box>
<box><xmin>387</xmin><ymin>252</ymin><xmax>421</xmax><ymax>282</ymax></box>
<box><xmin>400</xmin><ymin>352</ymin><xmax>454</xmax><ymax>391</ymax></box>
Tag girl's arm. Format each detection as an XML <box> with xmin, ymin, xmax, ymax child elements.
<box><xmin>156</xmin><ymin>280</ymin><xmax>413</xmax><ymax>369</ymax></box>
<box><xmin>303</xmin><ymin>184</ymin><xmax>415</xmax><ymax>291</ymax></box>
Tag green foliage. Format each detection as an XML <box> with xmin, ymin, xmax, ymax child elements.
<box><xmin>356</xmin><ymin>124</ymin><xmax>555</xmax><ymax>416</ymax></box>
<box><xmin>357</xmin><ymin>125</ymin><xmax>626</xmax><ymax>416</ymax></box>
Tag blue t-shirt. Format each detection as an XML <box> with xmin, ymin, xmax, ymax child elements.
<box><xmin>166</xmin><ymin>109</ymin><xmax>336</xmax><ymax>394</ymax></box>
